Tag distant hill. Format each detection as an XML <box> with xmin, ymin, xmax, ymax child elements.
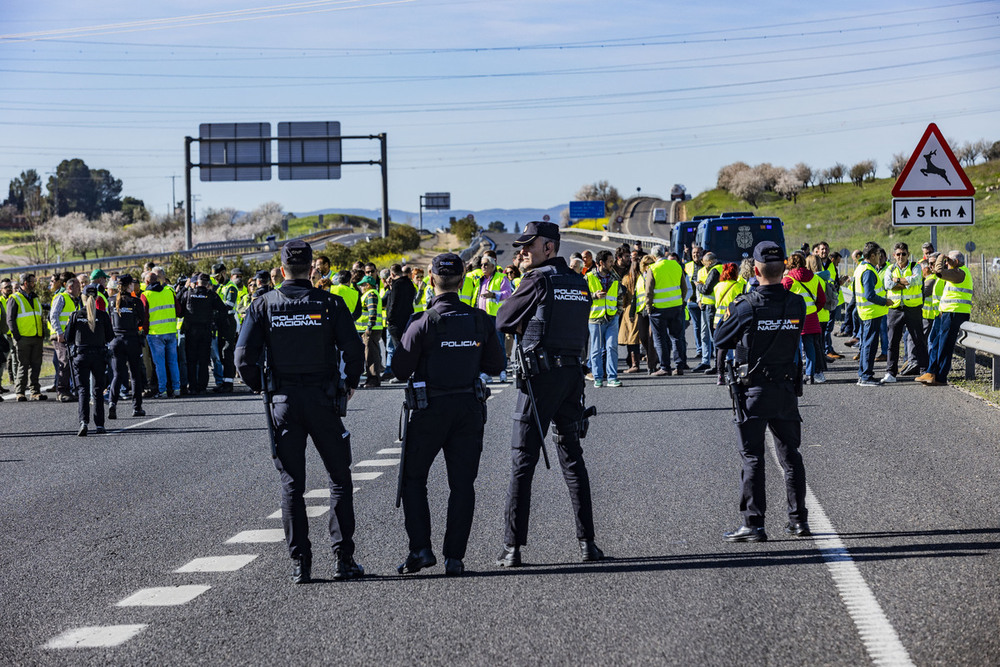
<box><xmin>296</xmin><ymin>206</ymin><xmax>567</xmax><ymax>233</ymax></box>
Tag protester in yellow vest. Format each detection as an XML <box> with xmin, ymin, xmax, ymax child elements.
<box><xmin>49</xmin><ymin>276</ymin><xmax>82</xmax><ymax>402</ymax></box>
<box><xmin>852</xmin><ymin>242</ymin><xmax>889</xmax><ymax>386</ymax></box>
<box><xmin>920</xmin><ymin>251</ymin><xmax>974</xmax><ymax>386</ymax></box>
<box><xmin>711</xmin><ymin>262</ymin><xmax>745</xmax><ymax>385</ymax></box>
<box><xmin>643</xmin><ymin>245</ymin><xmax>687</xmax><ymax>376</ymax></box>
<box><xmin>785</xmin><ymin>252</ymin><xmax>828</xmax><ymax>384</ymax></box>
<box><xmin>473</xmin><ymin>255</ymin><xmax>513</xmax><ymax>383</ymax></box>
<box><xmin>585</xmin><ymin>250</ymin><xmax>623</xmax><ymax>388</ymax></box>
<box><xmin>141</xmin><ymin>268</ymin><xmax>182</xmax><ymax>397</ymax></box>
<box><xmin>6</xmin><ymin>273</ymin><xmax>47</xmax><ymax>400</ymax></box>
<box><xmin>881</xmin><ymin>242</ymin><xmax>928</xmax><ymax>382</ymax></box>
<box><xmin>694</xmin><ymin>252</ymin><xmax>723</xmax><ymax>372</ymax></box>
<box><xmin>358</xmin><ymin>276</ymin><xmax>385</xmax><ymax>388</ymax></box>
<box><xmin>330</xmin><ymin>270</ymin><xmax>361</xmax><ymax>320</ymax></box>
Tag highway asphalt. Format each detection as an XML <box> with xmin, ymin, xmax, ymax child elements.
<box><xmin>2</xmin><ymin>238</ymin><xmax>999</xmax><ymax>664</ymax></box>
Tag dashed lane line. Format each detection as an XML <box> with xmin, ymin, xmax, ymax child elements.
<box><xmin>174</xmin><ymin>555</ymin><xmax>259</xmax><ymax>573</ymax></box>
<box><xmin>116</xmin><ymin>585</ymin><xmax>211</xmax><ymax>607</ymax></box>
<box><xmin>351</xmin><ymin>471</ymin><xmax>383</xmax><ymax>480</ymax></box>
<box><xmin>354</xmin><ymin>459</ymin><xmax>400</xmax><ymax>467</ymax></box>
<box><xmin>766</xmin><ymin>432</ymin><xmax>915</xmax><ymax>667</ymax></box>
<box><xmin>110</xmin><ymin>412</ymin><xmax>176</xmax><ymax>433</ymax></box>
<box><xmin>226</xmin><ymin>529</ymin><xmax>285</xmax><ymax>543</ymax></box>
<box><xmin>268</xmin><ymin>506</ymin><xmax>328</xmax><ymax>519</ymax></box>
<box><xmin>377</xmin><ymin>447</ymin><xmax>402</xmax><ymax>455</ymax></box>
<box><xmin>44</xmin><ymin>625</ymin><xmax>148</xmax><ymax>649</ymax></box>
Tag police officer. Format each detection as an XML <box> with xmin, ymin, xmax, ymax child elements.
<box><xmin>108</xmin><ymin>275</ymin><xmax>147</xmax><ymax>419</ymax></box>
<box><xmin>65</xmin><ymin>285</ymin><xmax>115</xmax><ymax>436</ymax></box>
<box><xmin>235</xmin><ymin>240</ymin><xmax>365</xmax><ymax>584</ymax></box>
<box><xmin>495</xmin><ymin>221</ymin><xmax>605</xmax><ymax>566</ymax></box>
<box><xmin>714</xmin><ymin>241</ymin><xmax>809</xmax><ymax>542</ymax></box>
<box><xmin>183</xmin><ymin>274</ymin><xmax>227</xmax><ymax>395</ymax></box>
<box><xmin>391</xmin><ymin>253</ymin><xmax>505</xmax><ymax>577</ymax></box>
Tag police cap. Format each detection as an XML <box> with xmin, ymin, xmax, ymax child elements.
<box><xmin>281</xmin><ymin>240</ymin><xmax>312</xmax><ymax>266</ymax></box>
<box><xmin>753</xmin><ymin>241</ymin><xmax>785</xmax><ymax>264</ymax></box>
<box><xmin>255</xmin><ymin>270</ymin><xmax>270</xmax><ymax>281</ymax></box>
<box><xmin>212</xmin><ymin>262</ymin><xmax>226</xmax><ymax>274</ymax></box>
<box><xmin>231</xmin><ymin>267</ymin><xmax>243</xmax><ymax>276</ymax></box>
<box><xmin>119</xmin><ymin>274</ymin><xmax>134</xmax><ymax>287</ymax></box>
<box><xmin>512</xmin><ymin>220</ymin><xmax>560</xmax><ymax>247</ymax></box>
<box><xmin>431</xmin><ymin>253</ymin><xmax>464</xmax><ymax>276</ymax></box>
<box><xmin>198</xmin><ymin>273</ymin><xmax>212</xmax><ymax>283</ymax></box>
<box><xmin>83</xmin><ymin>284</ymin><xmax>99</xmax><ymax>297</ymax></box>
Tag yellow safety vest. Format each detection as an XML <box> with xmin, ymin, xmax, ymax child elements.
<box><xmin>887</xmin><ymin>262</ymin><xmax>923</xmax><ymax>308</ymax></box>
<box><xmin>331</xmin><ymin>284</ymin><xmax>360</xmax><ymax>315</ymax></box>
<box><xmin>53</xmin><ymin>293</ymin><xmax>80</xmax><ymax>338</ymax></box>
<box><xmin>586</xmin><ymin>272</ymin><xmax>619</xmax><ymax>320</ymax></box>
<box><xmin>145</xmin><ymin>287</ymin><xmax>178</xmax><ymax>335</ymax></box>
<box><xmin>713</xmin><ymin>278</ymin><xmax>745</xmax><ymax>326</ymax></box>
<box><xmin>922</xmin><ymin>277</ymin><xmax>943</xmax><ymax>320</ymax></box>
<box><xmin>10</xmin><ymin>292</ymin><xmax>43</xmax><ymax>337</ymax></box>
<box><xmin>815</xmin><ymin>275</ymin><xmax>831</xmax><ymax>324</ymax></box>
<box><xmin>458</xmin><ymin>274</ymin><xmax>477</xmax><ymax>306</ymax></box>
<box><xmin>413</xmin><ymin>278</ymin><xmax>429</xmax><ymax>314</ymax></box>
<box><xmin>853</xmin><ymin>262</ymin><xmax>888</xmax><ymax>320</ymax></box>
<box><xmin>788</xmin><ymin>275</ymin><xmax>821</xmax><ymax>317</ymax></box>
<box><xmin>649</xmin><ymin>259</ymin><xmax>683</xmax><ymax>310</ymax></box>
<box><xmin>476</xmin><ymin>271</ymin><xmax>508</xmax><ymax>317</ymax></box>
<box><xmin>939</xmin><ymin>266</ymin><xmax>973</xmax><ymax>314</ymax></box>
<box><xmin>697</xmin><ymin>264</ymin><xmax>723</xmax><ymax>306</ymax></box>
<box><xmin>635</xmin><ymin>275</ymin><xmax>647</xmax><ymax>314</ymax></box>
<box><xmin>356</xmin><ymin>289</ymin><xmax>384</xmax><ymax>332</ymax></box>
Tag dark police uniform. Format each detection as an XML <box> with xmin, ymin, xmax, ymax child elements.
<box><xmin>495</xmin><ymin>221</ymin><xmax>604</xmax><ymax>565</ymax></box>
<box><xmin>65</xmin><ymin>286</ymin><xmax>115</xmax><ymax>436</ymax></box>
<box><xmin>713</xmin><ymin>241</ymin><xmax>809</xmax><ymax>542</ymax></box>
<box><xmin>108</xmin><ymin>276</ymin><xmax>147</xmax><ymax>419</ymax></box>
<box><xmin>183</xmin><ymin>275</ymin><xmax>227</xmax><ymax>395</ymax></box>
<box><xmin>391</xmin><ymin>254</ymin><xmax>505</xmax><ymax>576</ymax></box>
<box><xmin>235</xmin><ymin>241</ymin><xmax>366</xmax><ymax>583</ymax></box>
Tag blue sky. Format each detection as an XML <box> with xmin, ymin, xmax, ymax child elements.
<box><xmin>2</xmin><ymin>0</ymin><xmax>998</xmax><ymax>218</ymax></box>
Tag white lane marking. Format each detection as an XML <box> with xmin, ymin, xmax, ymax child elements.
<box><xmin>267</xmin><ymin>506</ymin><xmax>328</xmax><ymax>519</ymax></box>
<box><xmin>225</xmin><ymin>529</ymin><xmax>285</xmax><ymax>543</ymax></box>
<box><xmin>44</xmin><ymin>625</ymin><xmax>147</xmax><ymax>649</ymax></box>
<box><xmin>352</xmin><ymin>471</ymin><xmax>383</xmax><ymax>480</ymax></box>
<box><xmin>487</xmin><ymin>395</ymin><xmax>495</xmax><ymax>401</ymax></box>
<box><xmin>304</xmin><ymin>488</ymin><xmax>362</xmax><ymax>497</ymax></box>
<box><xmin>377</xmin><ymin>447</ymin><xmax>402</xmax><ymax>455</ymax></box>
<box><xmin>174</xmin><ymin>555</ymin><xmax>258</xmax><ymax>572</ymax></box>
<box><xmin>116</xmin><ymin>585</ymin><xmax>211</xmax><ymax>607</ymax></box>
<box><xmin>766</xmin><ymin>433</ymin><xmax>914</xmax><ymax>667</ymax></box>
<box><xmin>111</xmin><ymin>412</ymin><xmax>175</xmax><ymax>433</ymax></box>
<box><xmin>353</xmin><ymin>459</ymin><xmax>399</xmax><ymax>467</ymax></box>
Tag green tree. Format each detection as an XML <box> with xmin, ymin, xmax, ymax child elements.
<box><xmin>121</xmin><ymin>196</ymin><xmax>150</xmax><ymax>223</ymax></box>
<box><xmin>48</xmin><ymin>159</ymin><xmax>95</xmax><ymax>217</ymax></box>
<box><xmin>6</xmin><ymin>169</ymin><xmax>42</xmax><ymax>214</ymax></box>
<box><xmin>450</xmin><ymin>215</ymin><xmax>478</xmax><ymax>244</ymax></box>
<box><xmin>91</xmin><ymin>168</ymin><xmax>123</xmax><ymax>214</ymax></box>
<box><xmin>487</xmin><ymin>220</ymin><xmax>506</xmax><ymax>233</ymax></box>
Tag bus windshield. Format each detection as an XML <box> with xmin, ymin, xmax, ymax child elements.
<box><xmin>699</xmin><ymin>218</ymin><xmax>785</xmax><ymax>263</ymax></box>
<box><xmin>672</xmin><ymin>222</ymin><xmax>700</xmax><ymax>258</ymax></box>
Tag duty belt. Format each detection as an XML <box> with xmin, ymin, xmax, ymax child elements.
<box><xmin>427</xmin><ymin>387</ymin><xmax>476</xmax><ymax>398</ymax></box>
<box><xmin>550</xmin><ymin>355</ymin><xmax>581</xmax><ymax>367</ymax></box>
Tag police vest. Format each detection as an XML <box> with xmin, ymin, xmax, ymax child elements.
<box><xmin>458</xmin><ymin>274</ymin><xmax>477</xmax><ymax>306</ymax></box>
<box><xmin>476</xmin><ymin>272</ymin><xmax>508</xmax><ymax>317</ymax></box>
<box><xmin>184</xmin><ymin>288</ymin><xmax>214</xmax><ymax>326</ymax></box>
<box><xmin>263</xmin><ymin>288</ymin><xmax>338</xmax><ymax>378</ymax></box>
<box><xmin>736</xmin><ymin>289</ymin><xmax>806</xmax><ymax>379</ymax></box>
<box><xmin>939</xmin><ymin>266</ymin><xmax>973</xmax><ymax>314</ymax></box>
<box><xmin>923</xmin><ymin>278</ymin><xmax>944</xmax><ymax>320</ymax></box>
<box><xmin>11</xmin><ymin>291</ymin><xmax>43</xmax><ymax>337</ymax></box>
<box><xmin>53</xmin><ymin>293</ymin><xmax>80</xmax><ymax>337</ymax></box>
<box><xmin>145</xmin><ymin>286</ymin><xmax>178</xmax><ymax>335</ymax></box>
<box><xmin>417</xmin><ymin>306</ymin><xmax>490</xmax><ymax>390</ymax></box>
<box><xmin>853</xmin><ymin>263</ymin><xmax>888</xmax><ymax>321</ymax></box>
<box><xmin>713</xmin><ymin>278</ymin><xmax>745</xmax><ymax>326</ymax></box>
<box><xmin>521</xmin><ymin>265</ymin><xmax>590</xmax><ymax>356</ymax></box>
<box><xmin>697</xmin><ymin>264</ymin><xmax>723</xmax><ymax>306</ymax></box>
<box><xmin>110</xmin><ymin>295</ymin><xmax>143</xmax><ymax>335</ymax></box>
<box><xmin>356</xmin><ymin>290</ymin><xmax>384</xmax><ymax>332</ymax></box>
<box><xmin>330</xmin><ymin>284</ymin><xmax>360</xmax><ymax>316</ymax></box>
<box><xmin>787</xmin><ymin>274</ymin><xmax>821</xmax><ymax>317</ymax></box>
<box><xmin>585</xmin><ymin>272</ymin><xmax>619</xmax><ymax>320</ymax></box>
<box><xmin>887</xmin><ymin>262</ymin><xmax>923</xmax><ymax>308</ymax></box>
<box><xmin>650</xmin><ymin>259</ymin><xmax>683</xmax><ymax>310</ymax></box>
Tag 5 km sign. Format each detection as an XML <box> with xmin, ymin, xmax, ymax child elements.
<box><xmin>891</xmin><ymin>123</ymin><xmax>975</xmax><ymax>227</ymax></box>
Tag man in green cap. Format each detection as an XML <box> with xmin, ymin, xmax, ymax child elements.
<box><xmin>90</xmin><ymin>269</ymin><xmax>110</xmax><ymax>311</ymax></box>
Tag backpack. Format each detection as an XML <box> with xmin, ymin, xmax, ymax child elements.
<box><xmin>821</xmin><ymin>277</ymin><xmax>839</xmax><ymax>312</ymax></box>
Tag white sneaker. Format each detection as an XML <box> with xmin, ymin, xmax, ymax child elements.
<box><xmin>499</xmin><ymin>371</ymin><xmax>507</xmax><ymax>383</ymax></box>
<box><xmin>814</xmin><ymin>373</ymin><xmax>827</xmax><ymax>384</ymax></box>
<box><xmin>881</xmin><ymin>373</ymin><xmax>897</xmax><ymax>384</ymax></box>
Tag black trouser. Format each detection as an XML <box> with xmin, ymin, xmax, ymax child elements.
<box><xmin>402</xmin><ymin>393</ymin><xmax>485</xmax><ymax>559</ymax></box>
<box><xmin>734</xmin><ymin>385</ymin><xmax>806</xmax><ymax>527</ymax></box>
<box><xmin>505</xmin><ymin>365</ymin><xmax>595</xmax><ymax>546</ymax></box>
<box><xmin>110</xmin><ymin>335</ymin><xmax>144</xmax><ymax>410</ymax></box>
<box><xmin>647</xmin><ymin>306</ymin><xmax>685</xmax><ymax>372</ymax></box>
<box><xmin>270</xmin><ymin>385</ymin><xmax>355</xmax><ymax>562</ymax></box>
<box><xmin>886</xmin><ymin>305</ymin><xmax>928</xmax><ymax>375</ymax></box>
<box><xmin>186</xmin><ymin>326</ymin><xmax>213</xmax><ymax>393</ymax></box>
<box><xmin>217</xmin><ymin>323</ymin><xmax>237</xmax><ymax>384</ymax></box>
<box><xmin>73</xmin><ymin>350</ymin><xmax>107</xmax><ymax>427</ymax></box>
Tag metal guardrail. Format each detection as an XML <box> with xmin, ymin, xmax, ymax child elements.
<box><xmin>958</xmin><ymin>321</ymin><xmax>1000</xmax><ymax>390</ymax></box>
<box><xmin>0</xmin><ymin>226</ymin><xmax>353</xmax><ymax>278</ymax></box>
<box><xmin>562</xmin><ymin>227</ymin><xmax>668</xmax><ymax>249</ymax></box>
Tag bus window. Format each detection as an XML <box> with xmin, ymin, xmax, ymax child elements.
<box><xmin>700</xmin><ymin>218</ymin><xmax>785</xmax><ymax>262</ymax></box>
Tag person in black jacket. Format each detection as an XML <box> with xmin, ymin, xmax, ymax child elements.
<box><xmin>392</xmin><ymin>253</ymin><xmax>505</xmax><ymax>577</ymax></box>
<box><xmin>384</xmin><ymin>263</ymin><xmax>416</xmax><ymax>380</ymax></box>
<box><xmin>108</xmin><ymin>275</ymin><xmax>148</xmax><ymax>420</ymax></box>
<box><xmin>65</xmin><ymin>285</ymin><xmax>115</xmax><ymax>436</ymax></box>
<box><xmin>235</xmin><ymin>240</ymin><xmax>366</xmax><ymax>584</ymax></box>
<box><xmin>183</xmin><ymin>274</ymin><xmax>228</xmax><ymax>395</ymax></box>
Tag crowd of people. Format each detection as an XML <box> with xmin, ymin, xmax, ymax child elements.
<box><xmin>0</xmin><ymin>234</ymin><xmax>974</xmax><ymax>435</ymax></box>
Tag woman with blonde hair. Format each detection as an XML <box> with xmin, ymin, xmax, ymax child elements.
<box><xmin>64</xmin><ymin>284</ymin><xmax>115</xmax><ymax>436</ymax></box>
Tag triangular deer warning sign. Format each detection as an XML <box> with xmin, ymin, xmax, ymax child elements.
<box><xmin>891</xmin><ymin>123</ymin><xmax>975</xmax><ymax>197</ymax></box>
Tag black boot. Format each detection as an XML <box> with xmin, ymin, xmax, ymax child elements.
<box><xmin>333</xmin><ymin>552</ymin><xmax>364</xmax><ymax>580</ymax></box>
<box><xmin>397</xmin><ymin>548</ymin><xmax>436</xmax><ymax>574</ymax></box>
<box><xmin>291</xmin><ymin>557</ymin><xmax>311</xmax><ymax>584</ymax></box>
<box><xmin>580</xmin><ymin>540</ymin><xmax>605</xmax><ymax>562</ymax></box>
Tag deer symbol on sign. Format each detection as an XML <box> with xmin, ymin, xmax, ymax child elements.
<box><xmin>919</xmin><ymin>150</ymin><xmax>952</xmax><ymax>185</ymax></box>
